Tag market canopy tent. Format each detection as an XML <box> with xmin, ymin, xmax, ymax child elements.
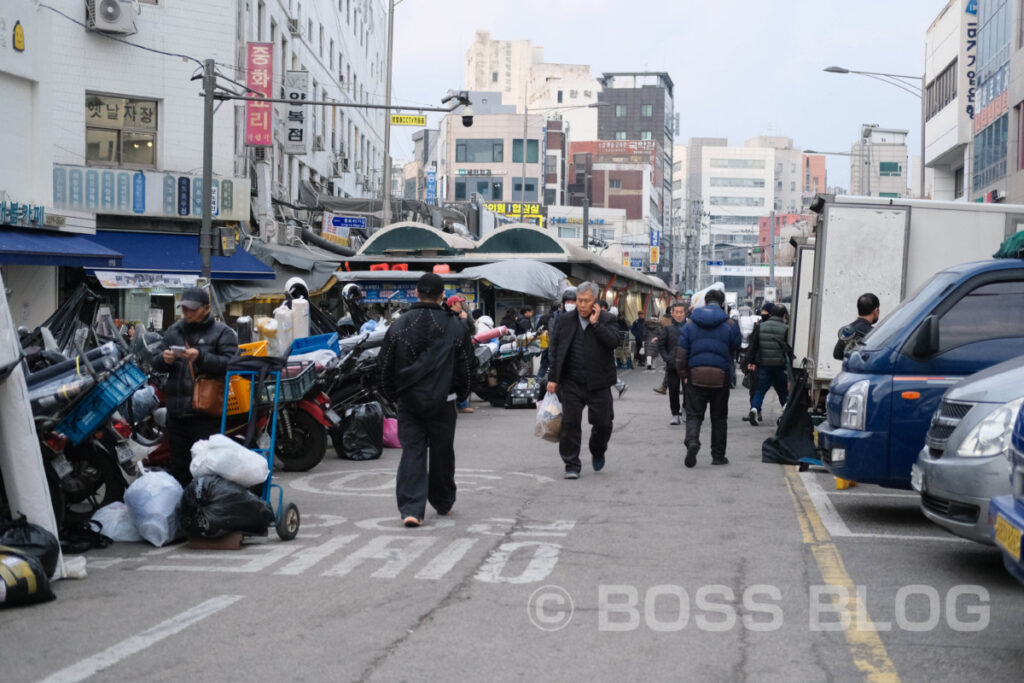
<box><xmin>457</xmin><ymin>260</ymin><xmax>568</xmax><ymax>301</ymax></box>
<box><xmin>213</xmin><ymin>239</ymin><xmax>343</xmax><ymax>303</ymax></box>
<box><xmin>83</xmin><ymin>230</ymin><xmax>274</xmax><ymax>280</ymax></box>
<box><xmin>0</xmin><ymin>228</ymin><xmax>123</xmax><ymax>268</ymax></box>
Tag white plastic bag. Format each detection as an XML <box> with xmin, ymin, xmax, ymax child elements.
<box><xmin>535</xmin><ymin>391</ymin><xmax>563</xmax><ymax>442</ymax></box>
<box><xmin>91</xmin><ymin>502</ymin><xmax>142</xmax><ymax>542</ymax></box>
<box><xmin>190</xmin><ymin>433</ymin><xmax>270</xmax><ymax>487</ymax></box>
<box><xmin>124</xmin><ymin>471</ymin><xmax>183</xmax><ymax>547</ymax></box>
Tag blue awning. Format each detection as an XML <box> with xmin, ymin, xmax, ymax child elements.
<box><xmin>0</xmin><ymin>228</ymin><xmax>123</xmax><ymax>268</ymax></box>
<box><xmin>84</xmin><ymin>230</ymin><xmax>275</xmax><ymax>280</ymax></box>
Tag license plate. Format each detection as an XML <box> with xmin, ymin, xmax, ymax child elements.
<box><xmin>51</xmin><ymin>454</ymin><xmax>73</xmax><ymax>480</ymax></box>
<box><xmin>325</xmin><ymin>409</ymin><xmax>342</xmax><ymax>426</ymax></box>
<box><xmin>115</xmin><ymin>442</ymin><xmax>135</xmax><ymax>465</ymax></box>
<box><xmin>995</xmin><ymin>515</ymin><xmax>1023</xmax><ymax>563</ymax></box>
<box><xmin>910</xmin><ymin>464</ymin><xmax>924</xmax><ymax>493</ymax></box>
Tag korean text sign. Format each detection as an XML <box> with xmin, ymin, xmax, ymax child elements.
<box><xmin>245</xmin><ymin>42</ymin><xmax>274</xmax><ymax>146</ymax></box>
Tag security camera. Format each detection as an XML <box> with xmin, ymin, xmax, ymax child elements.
<box><xmin>461</xmin><ymin>105</ymin><xmax>474</xmax><ymax>128</ymax></box>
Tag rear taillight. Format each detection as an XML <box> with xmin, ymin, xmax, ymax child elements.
<box><xmin>45</xmin><ymin>433</ymin><xmax>69</xmax><ymax>453</ymax></box>
<box><xmin>111</xmin><ymin>419</ymin><xmax>132</xmax><ymax>439</ymax></box>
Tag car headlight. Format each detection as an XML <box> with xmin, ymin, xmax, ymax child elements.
<box><xmin>957</xmin><ymin>397</ymin><xmax>1024</xmax><ymax>458</ymax></box>
<box><xmin>840</xmin><ymin>379</ymin><xmax>870</xmax><ymax>431</ymax></box>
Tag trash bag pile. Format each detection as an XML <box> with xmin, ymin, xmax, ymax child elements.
<box><xmin>333</xmin><ymin>402</ymin><xmax>383</xmax><ymax>460</ymax></box>
<box><xmin>0</xmin><ymin>516</ymin><xmax>60</xmax><ymax>607</ymax></box>
<box><xmin>180</xmin><ymin>475</ymin><xmax>274</xmax><ymax>538</ymax></box>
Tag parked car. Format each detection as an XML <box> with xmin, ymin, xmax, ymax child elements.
<box><xmin>912</xmin><ymin>356</ymin><xmax>1024</xmax><ymax>544</ymax></box>
<box><xmin>988</xmin><ymin>399</ymin><xmax>1024</xmax><ymax>586</ymax></box>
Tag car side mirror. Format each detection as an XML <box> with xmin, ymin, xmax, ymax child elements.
<box><xmin>912</xmin><ymin>315</ymin><xmax>940</xmax><ymax>358</ymax></box>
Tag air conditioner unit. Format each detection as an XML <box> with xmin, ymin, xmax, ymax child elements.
<box><xmin>86</xmin><ymin>0</ymin><xmax>136</xmax><ymax>35</ymax></box>
<box><xmin>278</xmin><ymin>223</ymin><xmax>302</xmax><ymax>246</ymax></box>
<box><xmin>287</xmin><ymin>18</ymin><xmax>302</xmax><ymax>37</ymax></box>
<box><xmin>313</xmin><ymin>135</ymin><xmax>325</xmax><ymax>151</ymax></box>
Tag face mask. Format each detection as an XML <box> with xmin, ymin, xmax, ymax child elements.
<box><xmin>564</xmin><ymin>303</ymin><xmax>576</xmax><ymax>312</ymax></box>
<box><xmin>761</xmin><ymin>313</ymin><xmax>771</xmax><ymax>321</ymax></box>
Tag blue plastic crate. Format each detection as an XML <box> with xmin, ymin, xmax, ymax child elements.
<box><xmin>289</xmin><ymin>333</ymin><xmax>340</xmax><ymax>356</ymax></box>
<box><xmin>56</xmin><ymin>363</ymin><xmax>147</xmax><ymax>445</ymax></box>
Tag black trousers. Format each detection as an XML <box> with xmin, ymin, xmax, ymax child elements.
<box><xmin>166</xmin><ymin>414</ymin><xmax>222</xmax><ymax>487</ymax></box>
<box><xmin>666</xmin><ymin>367</ymin><xmax>684</xmax><ymax>416</ymax></box>
<box><xmin>683</xmin><ymin>383</ymin><xmax>730</xmax><ymax>461</ymax></box>
<box><xmin>396</xmin><ymin>401</ymin><xmax>457</xmax><ymax>519</ymax></box>
<box><xmin>558</xmin><ymin>378</ymin><xmax>613</xmax><ymax>472</ymax></box>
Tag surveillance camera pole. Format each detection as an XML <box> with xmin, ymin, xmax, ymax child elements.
<box><xmin>200</xmin><ymin>58</ymin><xmax>215</xmax><ymax>280</ymax></box>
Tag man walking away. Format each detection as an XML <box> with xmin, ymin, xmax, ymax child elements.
<box><xmin>547</xmin><ymin>282</ymin><xmax>621</xmax><ymax>478</ymax></box>
<box><xmin>380</xmin><ymin>273</ymin><xmax>474</xmax><ymax>527</ymax></box>
<box><xmin>631</xmin><ymin>312</ymin><xmax>647</xmax><ymax>367</ymax></box>
<box><xmin>658</xmin><ymin>302</ymin><xmax>687</xmax><ymax>425</ymax></box>
<box><xmin>676</xmin><ymin>289</ymin><xmax>741</xmax><ymax>467</ymax></box>
<box><xmin>746</xmin><ymin>303</ymin><xmax>790</xmax><ymax>426</ymax></box>
<box><xmin>599</xmin><ymin>300</ymin><xmax>628</xmax><ymax>397</ymax></box>
<box><xmin>833</xmin><ymin>293</ymin><xmax>880</xmax><ymax>360</ymax></box>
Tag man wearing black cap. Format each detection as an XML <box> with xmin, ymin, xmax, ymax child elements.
<box><xmin>152</xmin><ymin>287</ymin><xmax>238</xmax><ymax>486</ymax></box>
<box><xmin>379</xmin><ymin>273</ymin><xmax>474</xmax><ymax>527</ymax></box>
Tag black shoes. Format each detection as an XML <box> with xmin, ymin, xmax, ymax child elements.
<box><xmin>564</xmin><ymin>470</ymin><xmax>580</xmax><ymax>480</ymax></box>
<box><xmin>684</xmin><ymin>445</ymin><xmax>698</xmax><ymax>468</ymax></box>
<box><xmin>593</xmin><ymin>453</ymin><xmax>605</xmax><ymax>472</ymax></box>
<box><xmin>711</xmin><ymin>457</ymin><xmax>730</xmax><ymax>466</ymax></box>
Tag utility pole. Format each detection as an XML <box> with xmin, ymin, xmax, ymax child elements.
<box><xmin>200</xmin><ymin>58</ymin><xmax>215</xmax><ymax>280</ymax></box>
<box><xmin>582</xmin><ymin>198</ymin><xmax>589</xmax><ymax>249</ymax></box>
<box><xmin>520</xmin><ymin>83</ymin><xmax>529</xmax><ymax>221</ymax></box>
<box><xmin>380</xmin><ymin>0</ymin><xmax>396</xmax><ymax>229</ymax></box>
<box><xmin>768</xmin><ymin>210</ymin><xmax>776</xmax><ymax>288</ymax></box>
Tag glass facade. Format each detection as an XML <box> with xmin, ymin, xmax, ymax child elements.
<box><xmin>973</xmin><ymin>0</ymin><xmax>1010</xmax><ymax>192</ymax></box>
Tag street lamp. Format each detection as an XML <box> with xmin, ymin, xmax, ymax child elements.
<box><xmin>823</xmin><ymin>66</ymin><xmax>925</xmax><ymax>198</ymax></box>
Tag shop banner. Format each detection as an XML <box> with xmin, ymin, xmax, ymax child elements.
<box><xmin>94</xmin><ymin>271</ymin><xmax>199</xmax><ymax>290</ymax></box>
<box><xmin>245</xmin><ymin>42</ymin><xmax>274</xmax><ymax>146</ymax></box>
<box><xmin>284</xmin><ymin>70</ymin><xmax>309</xmax><ymax>155</ymax></box>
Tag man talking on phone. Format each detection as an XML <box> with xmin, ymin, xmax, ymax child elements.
<box><xmin>546</xmin><ymin>282</ymin><xmax>620</xmax><ymax>479</ymax></box>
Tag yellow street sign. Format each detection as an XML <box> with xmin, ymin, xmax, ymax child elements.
<box><xmin>391</xmin><ymin>114</ymin><xmax>426</xmax><ymax>126</ymax></box>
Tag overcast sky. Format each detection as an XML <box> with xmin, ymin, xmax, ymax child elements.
<box><xmin>388</xmin><ymin>0</ymin><xmax>942</xmax><ymax>191</ymax></box>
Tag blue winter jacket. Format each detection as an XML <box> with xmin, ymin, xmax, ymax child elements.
<box><xmin>677</xmin><ymin>304</ymin><xmax>741</xmax><ymax>373</ymax></box>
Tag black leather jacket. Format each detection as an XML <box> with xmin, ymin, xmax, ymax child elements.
<box><xmin>152</xmin><ymin>314</ymin><xmax>238</xmax><ymax>417</ymax></box>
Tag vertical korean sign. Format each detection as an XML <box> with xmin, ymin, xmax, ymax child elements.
<box><xmin>284</xmin><ymin>71</ymin><xmax>309</xmax><ymax>155</ymax></box>
<box><xmin>245</xmin><ymin>42</ymin><xmax>273</xmax><ymax>146</ymax></box>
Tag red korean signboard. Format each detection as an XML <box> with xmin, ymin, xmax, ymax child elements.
<box><xmin>245</xmin><ymin>42</ymin><xmax>274</xmax><ymax>146</ymax></box>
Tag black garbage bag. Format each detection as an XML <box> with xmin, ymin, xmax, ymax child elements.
<box><xmin>0</xmin><ymin>544</ymin><xmax>56</xmax><ymax>607</ymax></box>
<box><xmin>0</xmin><ymin>515</ymin><xmax>60</xmax><ymax>579</ymax></box>
<box><xmin>180</xmin><ymin>475</ymin><xmax>275</xmax><ymax>538</ymax></box>
<box><xmin>762</xmin><ymin>370</ymin><xmax>819</xmax><ymax>466</ymax></box>
<box><xmin>333</xmin><ymin>402</ymin><xmax>383</xmax><ymax>460</ymax></box>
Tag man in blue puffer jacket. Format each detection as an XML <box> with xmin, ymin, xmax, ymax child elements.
<box><xmin>675</xmin><ymin>289</ymin><xmax>741</xmax><ymax>468</ymax></box>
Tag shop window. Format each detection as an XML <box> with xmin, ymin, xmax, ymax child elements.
<box><xmin>85</xmin><ymin>93</ymin><xmax>158</xmax><ymax>167</ymax></box>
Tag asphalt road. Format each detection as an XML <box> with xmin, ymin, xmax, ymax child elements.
<box><xmin>4</xmin><ymin>365</ymin><xmax>1024</xmax><ymax>682</ymax></box>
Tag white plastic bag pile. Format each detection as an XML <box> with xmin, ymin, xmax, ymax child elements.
<box><xmin>190</xmin><ymin>433</ymin><xmax>269</xmax><ymax>488</ymax></box>
<box><xmin>123</xmin><ymin>471</ymin><xmax>183</xmax><ymax>547</ymax></box>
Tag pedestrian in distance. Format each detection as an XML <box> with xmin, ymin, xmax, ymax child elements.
<box><xmin>152</xmin><ymin>287</ymin><xmax>238</xmax><ymax>487</ymax></box>
<box><xmin>643</xmin><ymin>313</ymin><xmax>662</xmax><ymax>370</ymax></box>
<box><xmin>658</xmin><ymin>302</ymin><xmax>688</xmax><ymax>425</ymax></box>
<box><xmin>600</xmin><ymin>300</ymin><xmax>628</xmax><ymax>397</ymax></box>
<box><xmin>447</xmin><ymin>294</ymin><xmax>476</xmax><ymax>414</ymax></box>
<box><xmin>546</xmin><ymin>282</ymin><xmax>621</xmax><ymax>479</ymax></box>
<box><xmin>516</xmin><ymin>306</ymin><xmax>535</xmax><ymax>335</ymax></box>
<box><xmin>746</xmin><ymin>303</ymin><xmax>790</xmax><ymax>427</ymax></box>
<box><xmin>379</xmin><ymin>273</ymin><xmax>474</xmax><ymax>527</ymax></box>
<box><xmin>833</xmin><ymin>292</ymin><xmax>880</xmax><ymax>360</ymax></box>
<box><xmin>675</xmin><ymin>288</ymin><xmax>741</xmax><ymax>467</ymax></box>
<box><xmin>631</xmin><ymin>312</ymin><xmax>647</xmax><ymax>367</ymax></box>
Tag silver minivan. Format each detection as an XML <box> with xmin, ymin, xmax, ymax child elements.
<box><xmin>913</xmin><ymin>355</ymin><xmax>1024</xmax><ymax>544</ymax></box>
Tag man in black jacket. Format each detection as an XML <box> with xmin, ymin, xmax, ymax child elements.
<box><xmin>546</xmin><ymin>282</ymin><xmax>620</xmax><ymax>478</ymax></box>
<box><xmin>380</xmin><ymin>273</ymin><xmax>474</xmax><ymax>527</ymax></box>
<box><xmin>151</xmin><ymin>287</ymin><xmax>238</xmax><ymax>486</ymax></box>
<box><xmin>833</xmin><ymin>292</ymin><xmax>880</xmax><ymax>360</ymax></box>
<box><xmin>658</xmin><ymin>302</ymin><xmax>687</xmax><ymax>424</ymax></box>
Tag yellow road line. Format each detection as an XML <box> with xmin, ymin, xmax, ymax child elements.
<box><xmin>784</xmin><ymin>467</ymin><xmax>901</xmax><ymax>683</ymax></box>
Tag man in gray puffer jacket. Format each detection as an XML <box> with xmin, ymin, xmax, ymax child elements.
<box><xmin>152</xmin><ymin>288</ymin><xmax>238</xmax><ymax>485</ymax></box>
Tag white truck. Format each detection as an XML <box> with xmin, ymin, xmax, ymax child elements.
<box><xmin>791</xmin><ymin>194</ymin><xmax>1024</xmax><ymax>401</ymax></box>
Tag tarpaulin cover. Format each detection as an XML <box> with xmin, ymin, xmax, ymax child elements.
<box><xmin>212</xmin><ymin>239</ymin><xmax>340</xmax><ymax>303</ymax></box>
<box><xmin>457</xmin><ymin>259</ymin><xmax>569</xmax><ymax>301</ymax></box>
<box><xmin>84</xmin><ymin>230</ymin><xmax>274</xmax><ymax>280</ymax></box>
<box><xmin>0</xmin><ymin>228</ymin><xmax>122</xmax><ymax>268</ymax></box>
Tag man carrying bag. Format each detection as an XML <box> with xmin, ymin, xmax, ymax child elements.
<box><xmin>380</xmin><ymin>274</ymin><xmax>474</xmax><ymax>527</ymax></box>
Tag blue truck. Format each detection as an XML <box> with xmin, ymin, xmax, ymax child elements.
<box><xmin>817</xmin><ymin>258</ymin><xmax>1024</xmax><ymax>488</ymax></box>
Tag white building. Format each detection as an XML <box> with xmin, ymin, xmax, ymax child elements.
<box><xmin>849</xmin><ymin>126</ymin><xmax>909</xmax><ymax>198</ymax></box>
<box><xmin>465</xmin><ymin>30</ymin><xmax>543</xmax><ymax>112</ymax></box>
<box><xmin>527</xmin><ymin>63</ymin><xmax>601</xmax><ymax>142</ymax></box>
<box><xmin>701</xmin><ymin>145</ymin><xmax>774</xmax><ymax>248</ymax></box>
<box><xmin>924</xmin><ymin>0</ymin><xmax>974</xmax><ymax>200</ymax></box>
<box><xmin>546</xmin><ymin>205</ymin><xmax>631</xmax><ymax>264</ymax></box>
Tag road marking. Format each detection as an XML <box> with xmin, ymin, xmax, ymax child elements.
<box><xmin>37</xmin><ymin>595</ymin><xmax>243</xmax><ymax>683</ymax></box>
<box><xmin>799</xmin><ymin>472</ymin><xmax>967</xmax><ymax>543</ymax></box>
<box><xmin>275</xmin><ymin>534</ymin><xmax>359</xmax><ymax>576</ymax></box>
<box><xmin>785</xmin><ymin>467</ymin><xmax>900</xmax><ymax>683</ymax></box>
<box><xmin>323</xmin><ymin>535</ymin><xmax>438</xmax><ymax>578</ymax></box>
<box><xmin>475</xmin><ymin>541</ymin><xmax>562</xmax><ymax>584</ymax></box>
<box><xmin>415</xmin><ymin>538</ymin><xmax>479</xmax><ymax>580</ymax></box>
<box><xmin>829</xmin><ymin>491</ymin><xmax>917</xmax><ymax>499</ymax></box>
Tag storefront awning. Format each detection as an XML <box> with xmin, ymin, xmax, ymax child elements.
<box><xmin>0</xmin><ymin>228</ymin><xmax>123</xmax><ymax>268</ymax></box>
<box><xmin>84</xmin><ymin>230</ymin><xmax>274</xmax><ymax>280</ymax></box>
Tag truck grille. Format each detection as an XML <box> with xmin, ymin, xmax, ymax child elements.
<box><xmin>921</xmin><ymin>491</ymin><xmax>980</xmax><ymax>524</ymax></box>
<box><xmin>924</xmin><ymin>401</ymin><xmax>974</xmax><ymax>458</ymax></box>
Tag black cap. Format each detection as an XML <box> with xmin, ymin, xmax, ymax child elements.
<box><xmin>179</xmin><ymin>287</ymin><xmax>210</xmax><ymax>310</ymax></box>
<box><xmin>417</xmin><ymin>272</ymin><xmax>445</xmax><ymax>296</ymax></box>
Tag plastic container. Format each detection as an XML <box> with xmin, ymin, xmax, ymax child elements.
<box><xmin>56</xmin><ymin>363</ymin><xmax>147</xmax><ymax>445</ymax></box>
<box><xmin>291</xmin><ymin>299</ymin><xmax>310</xmax><ymax>340</ymax></box>
<box><xmin>274</xmin><ymin>305</ymin><xmax>294</xmax><ymax>355</ymax></box>
<box><xmin>239</xmin><ymin>340</ymin><xmax>268</xmax><ymax>357</ymax></box>
<box><xmin>225</xmin><ymin>376</ymin><xmax>253</xmax><ymax>416</ymax></box>
<box><xmin>259</xmin><ymin>361</ymin><xmax>316</xmax><ymax>404</ymax></box>
<box><xmin>289</xmin><ymin>333</ymin><xmax>340</xmax><ymax>356</ymax></box>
